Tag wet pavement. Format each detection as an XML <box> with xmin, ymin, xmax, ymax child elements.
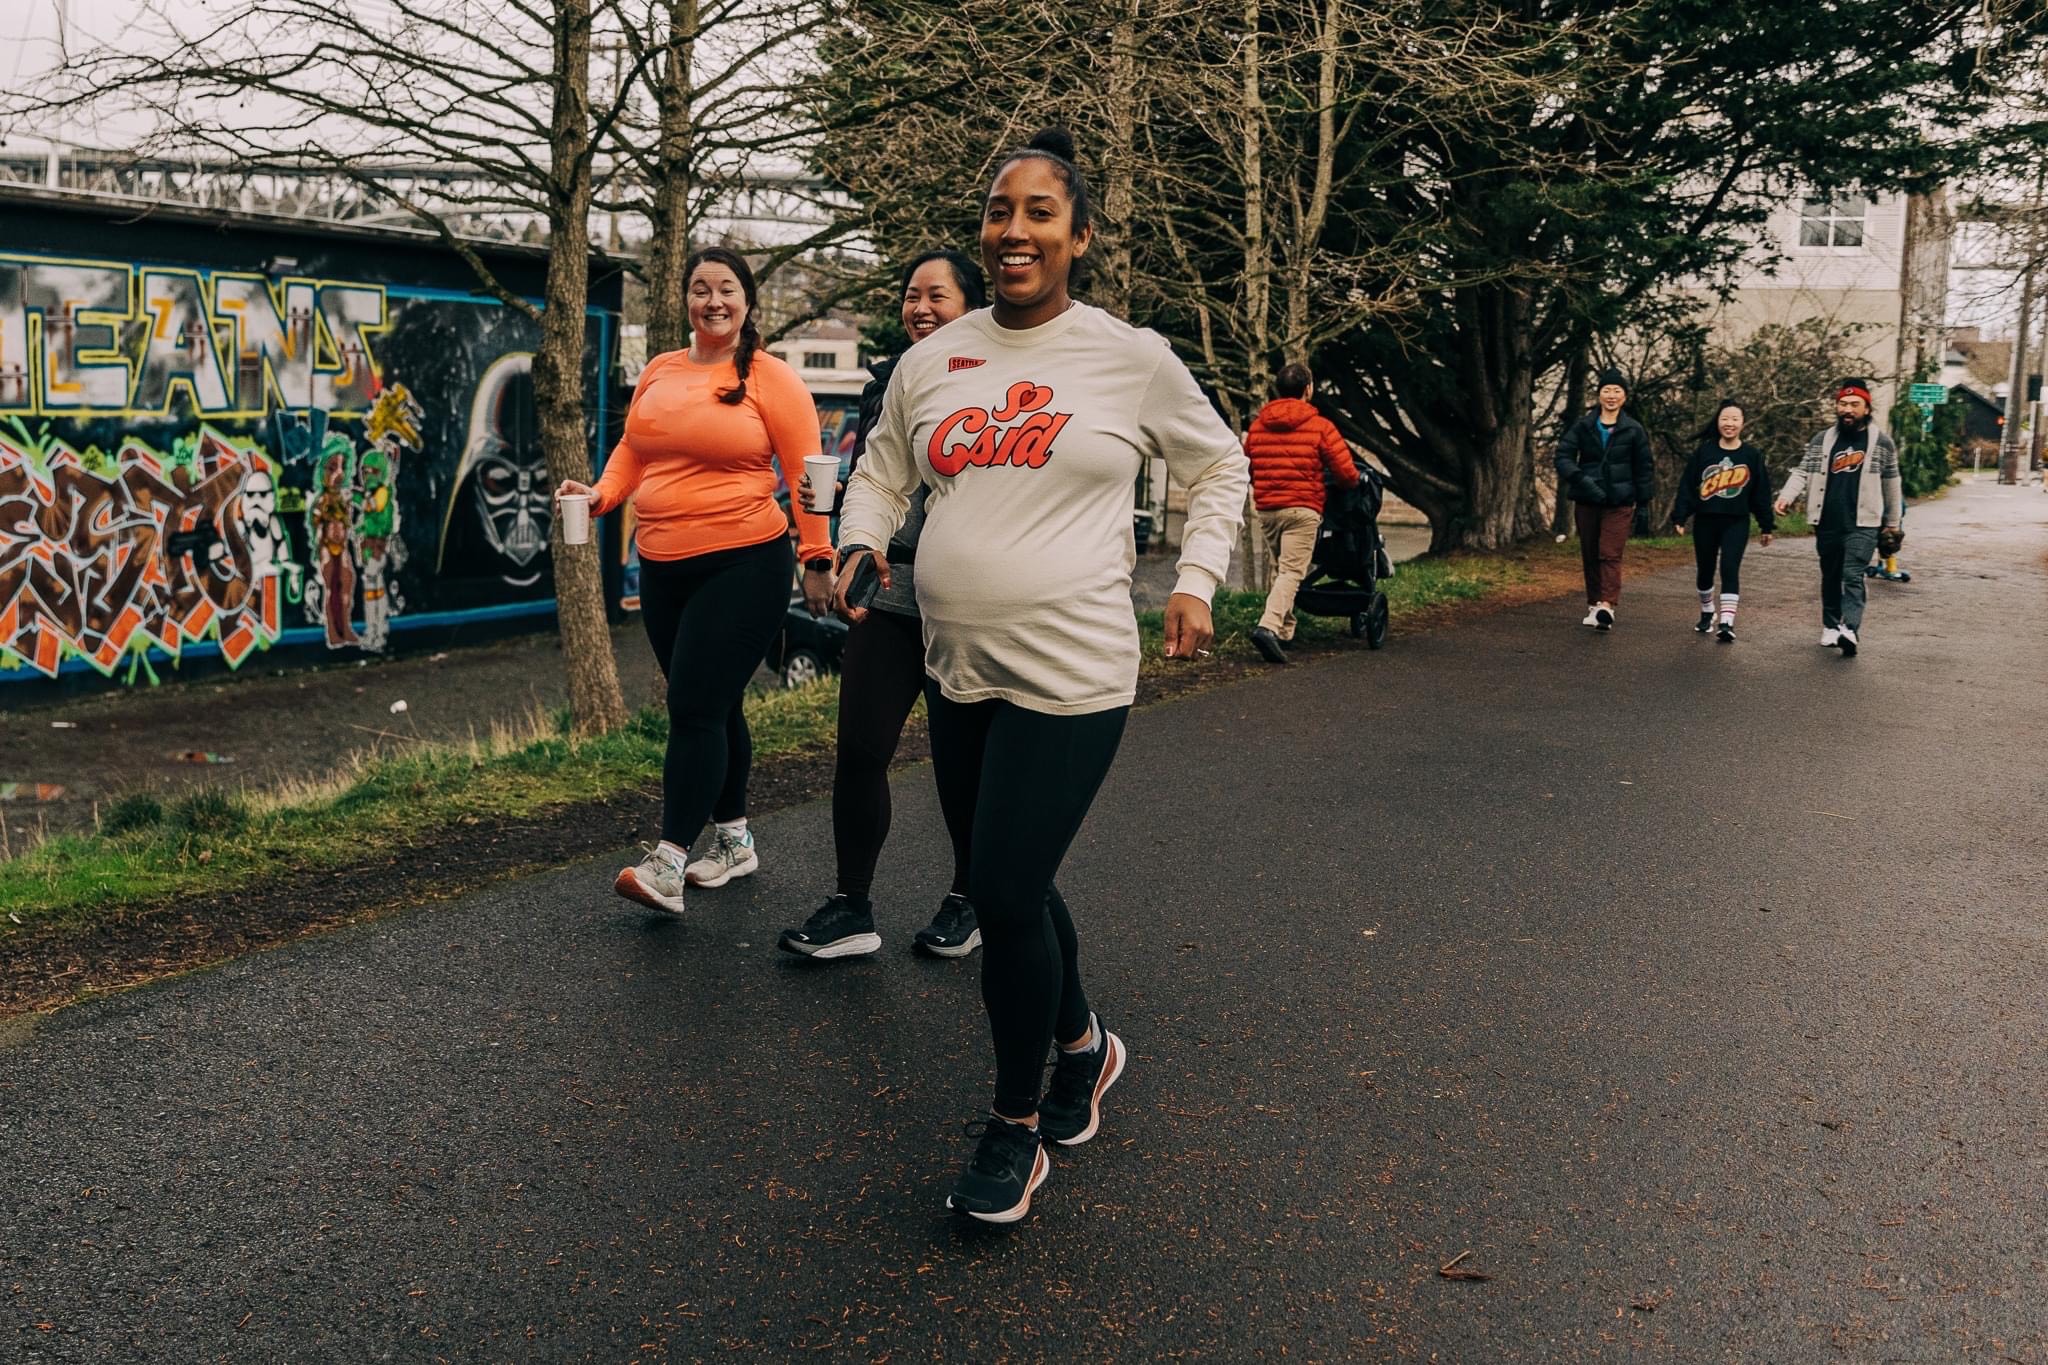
<box><xmin>1</xmin><ymin>476</ymin><xmax>2043</xmax><ymax>1360</ymax></box>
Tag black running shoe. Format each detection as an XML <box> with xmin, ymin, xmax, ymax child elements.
<box><xmin>945</xmin><ymin>1118</ymin><xmax>1048</xmax><ymax>1223</ymax></box>
<box><xmin>1039</xmin><ymin>1015</ymin><xmax>1127</xmax><ymax>1147</ymax></box>
<box><xmin>778</xmin><ymin>895</ymin><xmax>880</xmax><ymax>959</ymax></box>
<box><xmin>1838</xmin><ymin>624</ymin><xmax>1858</xmax><ymax>657</ymax></box>
<box><xmin>913</xmin><ymin>894</ymin><xmax>981</xmax><ymax>958</ymax></box>
<box><xmin>1250</xmin><ymin>626</ymin><xmax>1290</xmax><ymax>664</ymax></box>
<box><xmin>1695</xmin><ymin>611</ymin><xmax>1713</xmax><ymax>634</ymax></box>
<box><xmin>1716</xmin><ymin>621</ymin><xmax>1735</xmax><ymax>643</ymax></box>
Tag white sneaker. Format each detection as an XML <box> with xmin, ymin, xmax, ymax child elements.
<box><xmin>1820</xmin><ymin>627</ymin><xmax>1840</xmax><ymax>647</ymax></box>
<box><xmin>1582</xmin><ymin>606</ymin><xmax>1601</xmax><ymax>627</ymax></box>
<box><xmin>685</xmin><ymin>826</ymin><xmax>759</xmax><ymax>887</ymax></box>
<box><xmin>1594</xmin><ymin>603</ymin><xmax>1614</xmax><ymax>630</ymax></box>
<box><xmin>614</xmin><ymin>843</ymin><xmax>689</xmax><ymax>915</ymax></box>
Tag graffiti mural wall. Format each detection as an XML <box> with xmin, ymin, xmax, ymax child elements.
<box><xmin>0</xmin><ymin>195</ymin><xmax>619</xmax><ymax>688</ymax></box>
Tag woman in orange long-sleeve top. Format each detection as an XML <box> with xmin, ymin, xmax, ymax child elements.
<box><xmin>557</xmin><ymin>246</ymin><xmax>833</xmax><ymax>914</ymax></box>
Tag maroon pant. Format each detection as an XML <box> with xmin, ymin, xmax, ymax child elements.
<box><xmin>1574</xmin><ymin>503</ymin><xmax>1633</xmax><ymax>605</ymax></box>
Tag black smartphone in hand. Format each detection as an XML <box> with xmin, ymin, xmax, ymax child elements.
<box><xmin>847</xmin><ymin>553</ymin><xmax>884</xmax><ymax>611</ymax></box>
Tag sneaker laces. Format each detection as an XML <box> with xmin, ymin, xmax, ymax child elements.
<box><xmin>961</xmin><ymin>1118</ymin><xmax>1037</xmax><ymax>1177</ymax></box>
<box><xmin>1043</xmin><ymin>1042</ymin><xmax>1098</xmax><ymax>1111</ymax></box>
<box><xmin>636</xmin><ymin>841</ymin><xmax>685</xmax><ymax>874</ymax></box>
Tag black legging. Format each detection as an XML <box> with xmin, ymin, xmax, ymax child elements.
<box><xmin>637</xmin><ymin>535</ymin><xmax>794</xmax><ymax>846</ymax></box>
<box><xmin>833</xmin><ymin>608</ymin><xmax>970</xmax><ymax>900</ymax></box>
<box><xmin>925</xmin><ymin>686</ymin><xmax>1128</xmax><ymax>1118</ymax></box>
<box><xmin>1691</xmin><ymin>513</ymin><xmax>1750</xmax><ymax>595</ymax></box>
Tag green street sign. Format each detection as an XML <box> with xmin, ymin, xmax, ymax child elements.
<box><xmin>1908</xmin><ymin>383</ymin><xmax>1948</xmax><ymax>407</ymax></box>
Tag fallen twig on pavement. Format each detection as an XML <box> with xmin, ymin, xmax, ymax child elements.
<box><xmin>1438</xmin><ymin>1250</ymin><xmax>1491</xmax><ymax>1281</ymax></box>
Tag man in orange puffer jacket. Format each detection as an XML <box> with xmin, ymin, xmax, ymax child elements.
<box><xmin>1245</xmin><ymin>363</ymin><xmax>1360</xmax><ymax>664</ymax></box>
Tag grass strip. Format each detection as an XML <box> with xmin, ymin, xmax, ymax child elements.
<box><xmin>0</xmin><ymin>550</ymin><xmax>1529</xmax><ymax>931</ymax></box>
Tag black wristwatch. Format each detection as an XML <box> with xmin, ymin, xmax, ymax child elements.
<box><xmin>804</xmin><ymin>556</ymin><xmax>834</xmax><ymax>573</ymax></box>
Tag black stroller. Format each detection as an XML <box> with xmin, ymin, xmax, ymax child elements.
<box><xmin>1291</xmin><ymin>465</ymin><xmax>1392</xmax><ymax>649</ymax></box>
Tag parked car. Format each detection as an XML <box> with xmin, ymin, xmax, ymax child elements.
<box><xmin>762</xmin><ymin>594</ymin><xmax>850</xmax><ymax>688</ymax></box>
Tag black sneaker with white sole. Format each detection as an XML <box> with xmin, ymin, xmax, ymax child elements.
<box><xmin>946</xmin><ymin>1117</ymin><xmax>1048</xmax><ymax>1224</ymax></box>
<box><xmin>1837</xmin><ymin>624</ymin><xmax>1858</xmax><ymax>657</ymax></box>
<box><xmin>778</xmin><ymin>895</ymin><xmax>881</xmax><ymax>959</ymax></box>
<box><xmin>1716</xmin><ymin>621</ymin><xmax>1735</xmax><ymax>643</ymax></box>
<box><xmin>1695</xmin><ymin>611</ymin><xmax>1713</xmax><ymax>634</ymax></box>
<box><xmin>1038</xmin><ymin>1015</ymin><xmax>1127</xmax><ymax>1147</ymax></box>
<box><xmin>914</xmin><ymin>894</ymin><xmax>981</xmax><ymax>958</ymax></box>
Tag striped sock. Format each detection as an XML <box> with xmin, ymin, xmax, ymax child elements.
<box><xmin>1698</xmin><ymin>589</ymin><xmax>1715</xmax><ymax>611</ymax></box>
<box><xmin>1718</xmin><ymin>593</ymin><xmax>1739</xmax><ymax>625</ymax></box>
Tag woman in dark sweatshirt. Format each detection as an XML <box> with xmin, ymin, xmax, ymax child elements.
<box><xmin>1670</xmin><ymin>399</ymin><xmax>1776</xmax><ymax>642</ymax></box>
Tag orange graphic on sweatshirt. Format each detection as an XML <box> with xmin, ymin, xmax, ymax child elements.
<box><xmin>1698</xmin><ymin>462</ymin><xmax>1752</xmax><ymax>499</ymax></box>
<box><xmin>928</xmin><ymin>381</ymin><xmax>1072</xmax><ymax>477</ymax></box>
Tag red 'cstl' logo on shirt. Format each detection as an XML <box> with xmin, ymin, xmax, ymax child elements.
<box><xmin>928</xmin><ymin>381</ymin><xmax>1071</xmax><ymax>477</ymax></box>
<box><xmin>948</xmin><ymin>357</ymin><xmax>986</xmax><ymax>372</ymax></box>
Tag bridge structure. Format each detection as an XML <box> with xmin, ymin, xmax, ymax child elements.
<box><xmin>0</xmin><ymin>151</ymin><xmax>844</xmax><ymax>247</ymax></box>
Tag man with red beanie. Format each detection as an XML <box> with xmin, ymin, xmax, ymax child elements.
<box><xmin>1244</xmin><ymin>362</ymin><xmax>1359</xmax><ymax>664</ymax></box>
<box><xmin>1775</xmin><ymin>378</ymin><xmax>1902</xmax><ymax>658</ymax></box>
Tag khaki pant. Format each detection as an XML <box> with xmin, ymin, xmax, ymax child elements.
<box><xmin>1257</xmin><ymin>506</ymin><xmax>1322</xmax><ymax>637</ymax></box>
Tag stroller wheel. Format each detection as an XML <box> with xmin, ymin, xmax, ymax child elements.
<box><xmin>1348</xmin><ymin>612</ymin><xmax>1367</xmax><ymax>640</ymax></box>
<box><xmin>1366</xmin><ymin>592</ymin><xmax>1389</xmax><ymax>650</ymax></box>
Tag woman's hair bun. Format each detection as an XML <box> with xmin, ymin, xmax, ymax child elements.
<box><xmin>1027</xmin><ymin>127</ymin><xmax>1078</xmax><ymax>162</ymax></box>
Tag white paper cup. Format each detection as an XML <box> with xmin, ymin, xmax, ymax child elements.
<box><xmin>803</xmin><ymin>455</ymin><xmax>841</xmax><ymax>513</ymax></box>
<box><xmin>558</xmin><ymin>493</ymin><xmax>591</xmax><ymax>546</ymax></box>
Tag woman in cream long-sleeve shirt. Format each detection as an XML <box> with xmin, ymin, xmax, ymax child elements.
<box><xmin>836</xmin><ymin>128</ymin><xmax>1248</xmax><ymax>1226</ymax></box>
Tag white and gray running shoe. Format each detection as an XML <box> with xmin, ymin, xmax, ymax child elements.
<box><xmin>615</xmin><ymin>843</ymin><xmax>689</xmax><ymax>914</ymax></box>
<box><xmin>685</xmin><ymin>826</ymin><xmax>759</xmax><ymax>887</ymax></box>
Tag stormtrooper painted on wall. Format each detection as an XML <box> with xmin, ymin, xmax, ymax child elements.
<box><xmin>236</xmin><ymin>461</ymin><xmax>302</xmax><ymax>601</ymax></box>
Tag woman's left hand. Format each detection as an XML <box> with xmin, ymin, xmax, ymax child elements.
<box><xmin>801</xmin><ymin>565</ymin><xmax>834</xmax><ymax>618</ymax></box>
<box><xmin>1163</xmin><ymin>593</ymin><xmax>1214</xmax><ymax>660</ymax></box>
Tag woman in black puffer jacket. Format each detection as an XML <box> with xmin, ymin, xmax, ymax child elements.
<box><xmin>1553</xmin><ymin>367</ymin><xmax>1655</xmax><ymax>630</ymax></box>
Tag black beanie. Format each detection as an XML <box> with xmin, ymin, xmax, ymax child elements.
<box><xmin>1597</xmin><ymin>367</ymin><xmax>1629</xmax><ymax>392</ymax></box>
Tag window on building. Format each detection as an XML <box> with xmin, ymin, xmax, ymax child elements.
<box><xmin>1799</xmin><ymin>194</ymin><xmax>1867</xmax><ymax>248</ymax></box>
<box><xmin>802</xmin><ymin>350</ymin><xmax>836</xmax><ymax>369</ymax></box>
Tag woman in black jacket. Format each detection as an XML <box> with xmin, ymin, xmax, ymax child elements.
<box><xmin>778</xmin><ymin>249</ymin><xmax>987</xmax><ymax>960</ymax></box>
<box><xmin>1671</xmin><ymin>399</ymin><xmax>1776</xmax><ymax>642</ymax></box>
<box><xmin>1554</xmin><ymin>367</ymin><xmax>1655</xmax><ymax>630</ymax></box>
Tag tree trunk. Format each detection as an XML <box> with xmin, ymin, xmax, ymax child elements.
<box><xmin>541</xmin><ymin>0</ymin><xmax>629</xmax><ymax>735</ymax></box>
<box><xmin>1550</xmin><ymin>341</ymin><xmax>1587</xmax><ymax>536</ymax></box>
<box><xmin>1097</xmin><ymin>0</ymin><xmax>1140</xmax><ymax>322</ymax></box>
<box><xmin>644</xmin><ymin>0</ymin><xmax>698</xmax><ymax>355</ymax></box>
<box><xmin>1238</xmin><ymin>0</ymin><xmax>1273</xmax><ymax>593</ymax></box>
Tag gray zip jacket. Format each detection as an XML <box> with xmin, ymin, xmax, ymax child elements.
<box><xmin>1778</xmin><ymin>425</ymin><xmax>1902</xmax><ymax>529</ymax></box>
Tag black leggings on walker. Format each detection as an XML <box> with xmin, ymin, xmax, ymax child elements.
<box><xmin>636</xmin><ymin>535</ymin><xmax>794</xmax><ymax>847</ymax></box>
<box><xmin>924</xmin><ymin>686</ymin><xmax>1128</xmax><ymax>1119</ymax></box>
<box><xmin>832</xmin><ymin>608</ymin><xmax>971</xmax><ymax>900</ymax></box>
<box><xmin>1691</xmin><ymin>513</ymin><xmax>1750</xmax><ymax>595</ymax></box>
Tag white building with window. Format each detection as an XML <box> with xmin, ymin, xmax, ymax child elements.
<box><xmin>1705</xmin><ymin>189</ymin><xmax>1951</xmax><ymax>417</ymax></box>
<box><xmin>766</xmin><ymin>319</ymin><xmax>869</xmax><ymax>400</ymax></box>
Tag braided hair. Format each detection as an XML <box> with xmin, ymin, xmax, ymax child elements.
<box><xmin>685</xmin><ymin>245</ymin><xmax>761</xmax><ymax>406</ymax></box>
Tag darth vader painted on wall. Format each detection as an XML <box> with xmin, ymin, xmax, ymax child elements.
<box><xmin>437</xmin><ymin>352</ymin><xmax>553</xmax><ymax>589</ymax></box>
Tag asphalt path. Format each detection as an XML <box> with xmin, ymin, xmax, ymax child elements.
<box><xmin>4</xmin><ymin>477</ymin><xmax>2044</xmax><ymax>1362</ymax></box>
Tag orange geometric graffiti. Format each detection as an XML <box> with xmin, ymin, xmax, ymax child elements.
<box><xmin>0</xmin><ymin>431</ymin><xmax>280</xmax><ymax>678</ymax></box>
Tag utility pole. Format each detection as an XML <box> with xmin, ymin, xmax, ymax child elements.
<box><xmin>46</xmin><ymin>0</ymin><xmax>71</xmax><ymax>189</ymax></box>
<box><xmin>2000</xmin><ymin>166</ymin><xmax>2045</xmax><ymax>484</ymax></box>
